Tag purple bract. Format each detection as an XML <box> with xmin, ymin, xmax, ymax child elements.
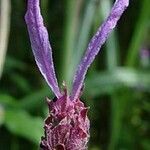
<box><xmin>25</xmin><ymin>0</ymin><xmax>61</xmax><ymax>98</ymax></box>
<box><xmin>25</xmin><ymin>0</ymin><xmax>129</xmax><ymax>149</ymax></box>
<box><xmin>71</xmin><ymin>0</ymin><xmax>129</xmax><ymax>101</ymax></box>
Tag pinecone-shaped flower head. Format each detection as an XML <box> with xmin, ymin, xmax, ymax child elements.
<box><xmin>40</xmin><ymin>89</ymin><xmax>90</xmax><ymax>150</ymax></box>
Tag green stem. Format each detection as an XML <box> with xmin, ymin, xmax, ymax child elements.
<box><xmin>100</xmin><ymin>0</ymin><xmax>122</xmax><ymax>149</ymax></box>
<box><xmin>108</xmin><ymin>90</ymin><xmax>129</xmax><ymax>150</ymax></box>
<box><xmin>74</xmin><ymin>0</ymin><xmax>98</xmax><ymax>69</ymax></box>
<box><xmin>126</xmin><ymin>0</ymin><xmax>150</xmax><ymax>67</ymax></box>
<box><xmin>61</xmin><ymin>0</ymin><xmax>83</xmax><ymax>89</ymax></box>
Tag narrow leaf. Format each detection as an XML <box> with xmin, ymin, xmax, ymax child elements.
<box><xmin>4</xmin><ymin>109</ymin><xmax>43</xmax><ymax>144</ymax></box>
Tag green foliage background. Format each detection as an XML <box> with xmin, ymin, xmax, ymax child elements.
<box><xmin>0</xmin><ymin>0</ymin><xmax>150</xmax><ymax>149</ymax></box>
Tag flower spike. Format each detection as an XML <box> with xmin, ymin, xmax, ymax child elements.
<box><xmin>25</xmin><ymin>0</ymin><xmax>61</xmax><ymax>98</ymax></box>
<box><xmin>71</xmin><ymin>0</ymin><xmax>129</xmax><ymax>101</ymax></box>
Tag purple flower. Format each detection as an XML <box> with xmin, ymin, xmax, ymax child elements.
<box><xmin>25</xmin><ymin>0</ymin><xmax>129</xmax><ymax>149</ymax></box>
<box><xmin>41</xmin><ymin>89</ymin><xmax>90</xmax><ymax>149</ymax></box>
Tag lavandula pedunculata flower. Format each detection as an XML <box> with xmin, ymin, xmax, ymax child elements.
<box><xmin>25</xmin><ymin>0</ymin><xmax>129</xmax><ymax>149</ymax></box>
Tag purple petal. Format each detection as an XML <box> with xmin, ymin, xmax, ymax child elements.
<box><xmin>25</xmin><ymin>0</ymin><xmax>61</xmax><ymax>98</ymax></box>
<box><xmin>71</xmin><ymin>0</ymin><xmax>129</xmax><ymax>101</ymax></box>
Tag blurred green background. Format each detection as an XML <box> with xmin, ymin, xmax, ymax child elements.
<box><xmin>0</xmin><ymin>0</ymin><xmax>150</xmax><ymax>149</ymax></box>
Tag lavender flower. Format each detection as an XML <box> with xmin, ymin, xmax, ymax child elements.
<box><xmin>25</xmin><ymin>0</ymin><xmax>129</xmax><ymax>149</ymax></box>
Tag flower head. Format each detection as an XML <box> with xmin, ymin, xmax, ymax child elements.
<box><xmin>25</xmin><ymin>0</ymin><xmax>129</xmax><ymax>149</ymax></box>
<box><xmin>40</xmin><ymin>89</ymin><xmax>90</xmax><ymax>149</ymax></box>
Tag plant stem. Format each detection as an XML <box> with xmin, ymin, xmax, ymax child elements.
<box><xmin>100</xmin><ymin>0</ymin><xmax>123</xmax><ymax>149</ymax></box>
<box><xmin>126</xmin><ymin>0</ymin><xmax>150</xmax><ymax>67</ymax></box>
<box><xmin>73</xmin><ymin>0</ymin><xmax>98</xmax><ymax>70</ymax></box>
<box><xmin>0</xmin><ymin>0</ymin><xmax>11</xmax><ymax>78</ymax></box>
<box><xmin>61</xmin><ymin>0</ymin><xmax>83</xmax><ymax>89</ymax></box>
<box><xmin>108</xmin><ymin>89</ymin><xmax>130</xmax><ymax>150</ymax></box>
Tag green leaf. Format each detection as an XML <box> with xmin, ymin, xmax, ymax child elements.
<box><xmin>19</xmin><ymin>87</ymin><xmax>51</xmax><ymax>110</ymax></box>
<box><xmin>142</xmin><ymin>139</ymin><xmax>150</xmax><ymax>150</ymax></box>
<box><xmin>85</xmin><ymin>68</ymin><xmax>150</xmax><ymax>96</ymax></box>
<box><xmin>4</xmin><ymin>56</ymin><xmax>27</xmax><ymax>72</ymax></box>
<box><xmin>0</xmin><ymin>94</ymin><xmax>18</xmax><ymax>108</ymax></box>
<box><xmin>4</xmin><ymin>109</ymin><xmax>43</xmax><ymax>144</ymax></box>
<box><xmin>10</xmin><ymin>73</ymin><xmax>31</xmax><ymax>93</ymax></box>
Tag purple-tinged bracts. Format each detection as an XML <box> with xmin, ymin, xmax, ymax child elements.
<box><xmin>40</xmin><ymin>90</ymin><xmax>90</xmax><ymax>150</ymax></box>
